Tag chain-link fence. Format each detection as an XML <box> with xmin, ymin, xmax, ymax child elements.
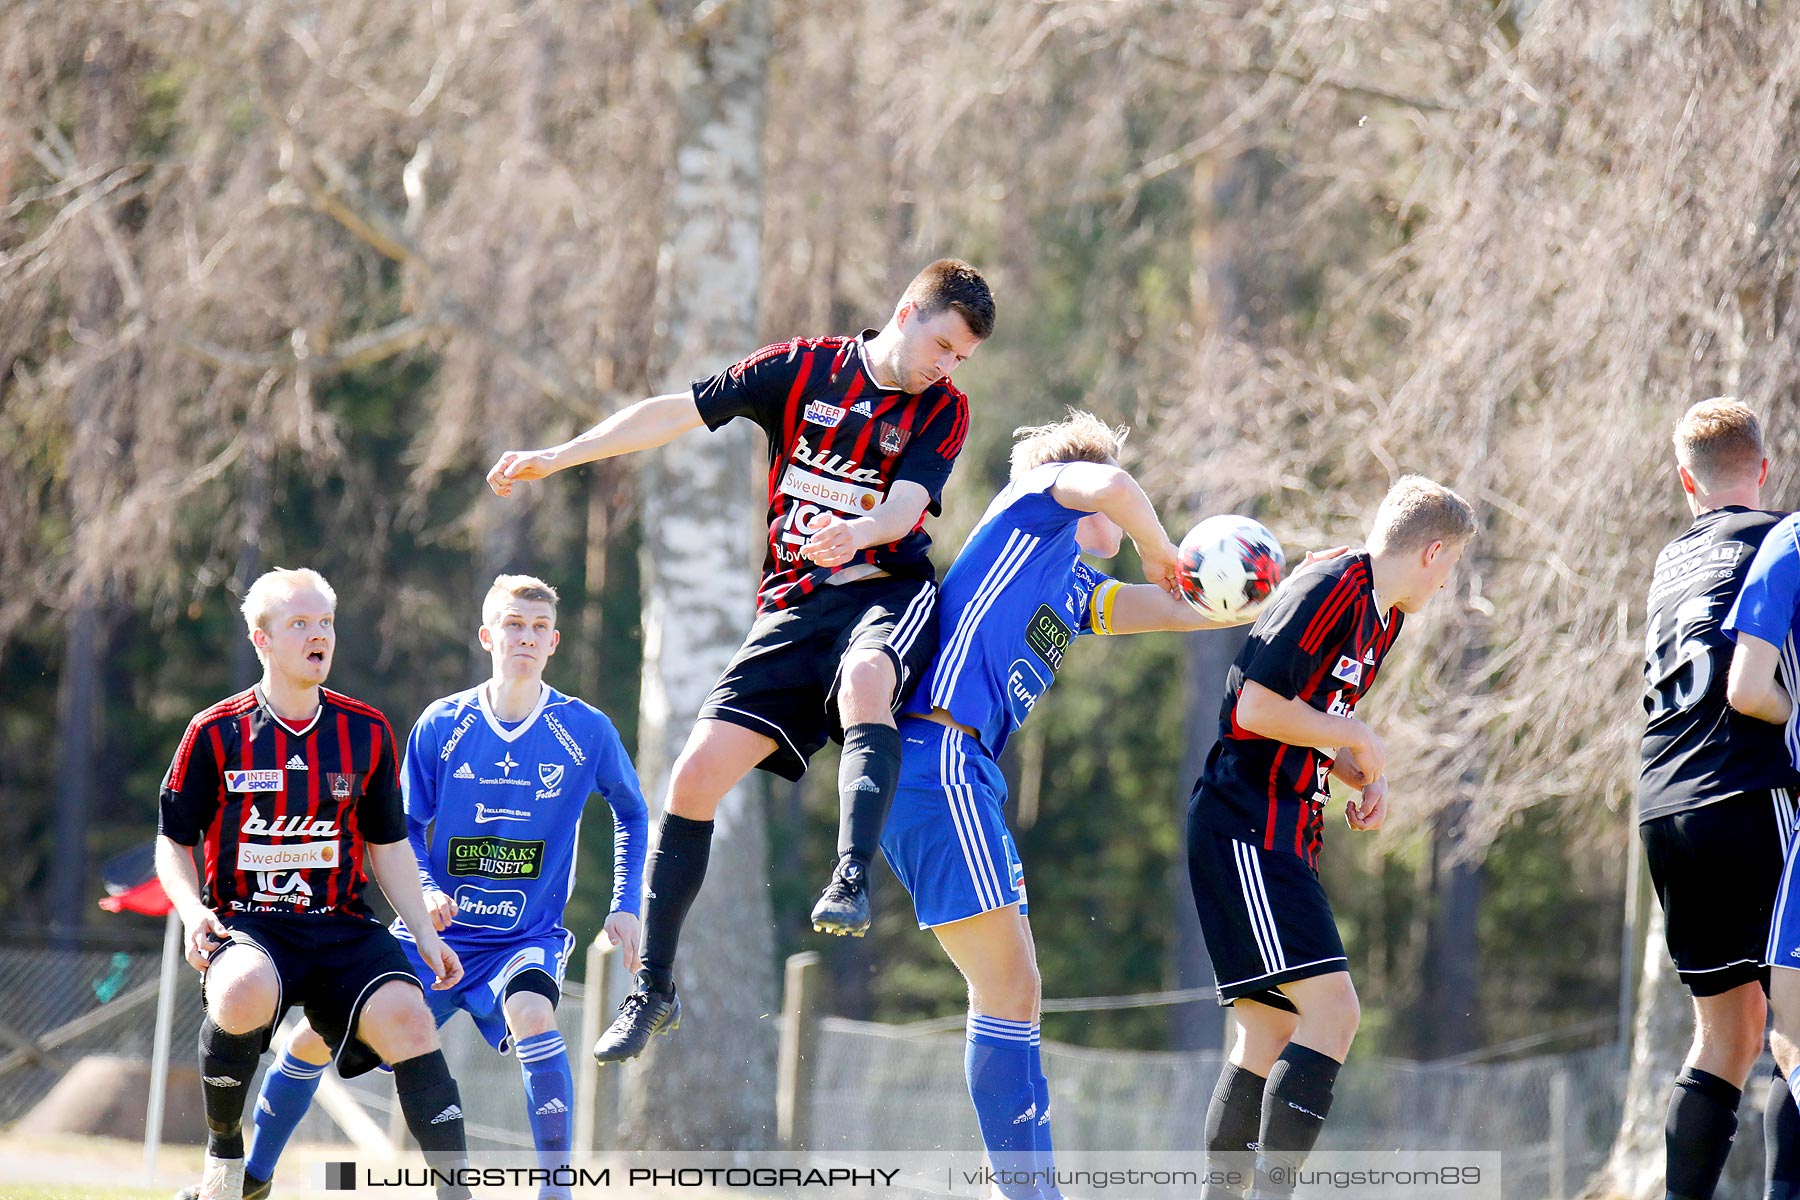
<box><xmin>1</xmin><ymin>943</ymin><xmax>1632</xmax><ymax>1199</ymax></box>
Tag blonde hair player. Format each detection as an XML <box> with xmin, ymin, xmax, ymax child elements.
<box><xmin>1187</xmin><ymin>477</ymin><xmax>1474</xmax><ymax>1200</ymax></box>
<box><xmin>879</xmin><ymin>410</ymin><xmax>1298</xmax><ymax>1199</ymax></box>
<box><xmin>196</xmin><ymin>574</ymin><xmax>651</xmax><ymax>1200</ymax></box>
<box><xmin>156</xmin><ymin>568</ymin><xmax>474</xmax><ymax>1200</ymax></box>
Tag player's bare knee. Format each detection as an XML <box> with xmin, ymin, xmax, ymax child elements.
<box><xmin>288</xmin><ymin>1023</ymin><xmax>334</xmax><ymax>1065</ymax></box>
<box><xmin>207</xmin><ymin>956</ymin><xmax>279</xmax><ymax>1032</ymax></box>
<box><xmin>838</xmin><ymin>651</ymin><xmax>896</xmax><ymax>707</ymax></box>
<box><xmin>970</xmin><ymin>966</ymin><xmax>1039</xmax><ymax>1023</ymax></box>
<box><xmin>504</xmin><ymin>990</ymin><xmax>558</xmax><ymax>1039</ymax></box>
<box><xmin>359</xmin><ymin>982</ymin><xmax>439</xmax><ymax>1060</ymax></box>
<box><xmin>666</xmin><ymin>750</ymin><xmax>729</xmax><ymax>820</ymax></box>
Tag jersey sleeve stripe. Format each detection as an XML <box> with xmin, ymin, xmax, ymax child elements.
<box><xmin>1298</xmin><ymin>565</ymin><xmax>1366</xmax><ymax>653</ymax></box>
<box><xmin>937</xmin><ymin>392</ymin><xmax>970</xmax><ymax>457</ymax></box>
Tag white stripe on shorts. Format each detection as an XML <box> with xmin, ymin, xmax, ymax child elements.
<box><xmin>942</xmin><ymin>727</ymin><xmax>1006</xmax><ymax>911</ymax></box>
<box><xmin>1233</xmin><ymin>840</ymin><xmax>1286</xmax><ymax>975</ymax></box>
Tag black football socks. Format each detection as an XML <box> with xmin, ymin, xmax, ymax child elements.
<box><xmin>1254</xmin><ymin>1044</ymin><xmax>1341</xmax><ymax>1198</ymax></box>
<box><xmin>1663</xmin><ymin>1067</ymin><xmax>1740</xmax><ymax>1200</ymax></box>
<box><xmin>838</xmin><ymin>722</ymin><xmax>903</xmax><ymax>866</ymax></box>
<box><xmin>199</xmin><ymin>1020</ymin><xmax>262</xmax><ymax>1159</ymax></box>
<box><xmin>393</xmin><ymin>1050</ymin><xmax>471</xmax><ymax>1200</ymax></box>
<box><xmin>638</xmin><ymin>812</ymin><xmax>714</xmax><ymax>994</ymax></box>
<box><xmin>1202</xmin><ymin>1063</ymin><xmax>1266</xmax><ymax>1199</ymax></box>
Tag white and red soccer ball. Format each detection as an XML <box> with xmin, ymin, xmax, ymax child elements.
<box><xmin>1176</xmin><ymin>515</ymin><xmax>1287</xmax><ymax>620</ymax></box>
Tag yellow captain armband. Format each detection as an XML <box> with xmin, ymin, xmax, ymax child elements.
<box><xmin>1090</xmin><ymin>578</ymin><xmax>1124</xmax><ymax>635</ymax></box>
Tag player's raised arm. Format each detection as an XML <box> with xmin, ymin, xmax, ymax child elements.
<box><xmin>488</xmin><ymin>392</ymin><xmax>704</xmax><ymax>497</ymax></box>
<box><xmin>1049</xmin><ymin>462</ymin><xmax>1180</xmax><ymax>592</ymax></box>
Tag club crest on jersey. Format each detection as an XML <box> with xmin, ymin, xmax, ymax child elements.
<box><xmin>879</xmin><ymin>422</ymin><xmax>909</xmax><ymax>455</ymax></box>
<box><xmin>804</xmin><ymin>400</ymin><xmax>846</xmax><ymax>428</ymax></box>
<box><xmin>226</xmin><ymin>770</ymin><xmax>283</xmax><ymax>793</ymax></box>
<box><xmin>328</xmin><ymin>773</ymin><xmax>356</xmax><ymax>799</ymax></box>
<box><xmin>1331</xmin><ymin>655</ymin><xmax>1364</xmax><ymax>686</ymax></box>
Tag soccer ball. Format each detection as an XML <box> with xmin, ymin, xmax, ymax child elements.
<box><xmin>1176</xmin><ymin>515</ymin><xmax>1287</xmax><ymax>620</ymax></box>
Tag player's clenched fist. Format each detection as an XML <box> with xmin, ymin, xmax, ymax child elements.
<box><xmin>487</xmin><ymin>449</ymin><xmax>561</xmax><ymax>497</ymax></box>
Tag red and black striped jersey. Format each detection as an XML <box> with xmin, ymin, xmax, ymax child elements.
<box><xmin>690</xmin><ymin>332</ymin><xmax>970</xmax><ymax>612</ymax></box>
<box><xmin>158</xmin><ymin>686</ymin><xmax>407</xmax><ymax>919</ymax></box>
<box><xmin>1191</xmin><ymin>552</ymin><xmax>1404</xmax><ymax>869</ymax></box>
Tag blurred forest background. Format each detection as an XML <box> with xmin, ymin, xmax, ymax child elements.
<box><xmin>6</xmin><ymin>0</ymin><xmax>1800</xmax><ymax>1142</ymax></box>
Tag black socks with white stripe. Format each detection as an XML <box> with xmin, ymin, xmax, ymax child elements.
<box><xmin>199</xmin><ymin>1020</ymin><xmax>262</xmax><ymax>1159</ymax></box>
<box><xmin>639</xmin><ymin>812</ymin><xmax>714</xmax><ymax>993</ymax></box>
<box><xmin>393</xmin><ymin>1050</ymin><xmax>471</xmax><ymax>1200</ymax></box>
<box><xmin>1254</xmin><ymin>1043</ymin><xmax>1341</xmax><ymax>1198</ymax></box>
<box><xmin>838</xmin><ymin>722</ymin><xmax>903</xmax><ymax>866</ymax></box>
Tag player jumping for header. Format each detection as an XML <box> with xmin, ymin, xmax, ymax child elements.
<box><xmin>1188</xmin><ymin>477</ymin><xmax>1475</xmax><ymax>1200</ymax></box>
<box><xmin>882</xmin><ymin>411</ymin><xmax>1264</xmax><ymax>1199</ymax></box>
<box><xmin>487</xmin><ymin>260</ymin><xmax>994</xmax><ymax>1061</ymax></box>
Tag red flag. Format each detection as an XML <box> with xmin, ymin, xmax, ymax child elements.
<box><xmin>97</xmin><ymin>841</ymin><xmax>174</xmax><ymax>916</ymax></box>
<box><xmin>99</xmin><ymin>877</ymin><xmax>174</xmax><ymax>916</ymax></box>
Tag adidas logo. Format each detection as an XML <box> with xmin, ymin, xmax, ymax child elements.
<box><xmin>202</xmin><ymin>1075</ymin><xmax>242</xmax><ymax>1088</ymax></box>
<box><xmin>1013</xmin><ymin>1103</ymin><xmax>1037</xmax><ymax>1125</ymax></box>
<box><xmin>258</xmin><ymin>1097</ymin><xmax>274</xmax><ymax>1115</ymax></box>
<box><xmin>851</xmin><ymin>400</ymin><xmax>874</xmax><ymax>415</ymax></box>
<box><xmin>431</xmin><ymin>1104</ymin><xmax>463</xmax><ymax>1125</ymax></box>
<box><xmin>1363</xmin><ymin>648</ymin><xmax>1376</xmax><ymax>665</ymax></box>
<box><xmin>848</xmin><ymin>775</ymin><xmax>880</xmax><ymax>793</ymax></box>
<box><xmin>453</xmin><ymin>763</ymin><xmax>475</xmax><ymax>780</ymax></box>
<box><xmin>286</xmin><ymin>755</ymin><xmax>308</xmax><ymax>770</ymax></box>
<box><xmin>535</xmin><ymin>1098</ymin><xmax>568</xmax><ymax>1116</ymax></box>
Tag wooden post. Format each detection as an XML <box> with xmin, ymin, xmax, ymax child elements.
<box><xmin>575</xmin><ymin>936</ymin><xmax>618</xmax><ymax>1155</ymax></box>
<box><xmin>776</xmin><ymin>952</ymin><xmax>823</xmax><ymax>1150</ymax></box>
<box><xmin>1549</xmin><ymin>1068</ymin><xmax>1569</xmax><ymax>1200</ymax></box>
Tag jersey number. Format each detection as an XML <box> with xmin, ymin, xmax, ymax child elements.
<box><xmin>1645</xmin><ymin>595</ymin><xmax>1716</xmax><ymax>719</ymax></box>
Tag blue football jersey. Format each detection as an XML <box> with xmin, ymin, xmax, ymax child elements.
<box><xmin>395</xmin><ymin>683</ymin><xmax>648</xmax><ymax>948</ymax></box>
<box><xmin>916</xmin><ymin>463</ymin><xmax>1123</xmax><ymax>757</ymax></box>
<box><xmin>1725</xmin><ymin>512</ymin><xmax>1800</xmax><ymax>771</ymax></box>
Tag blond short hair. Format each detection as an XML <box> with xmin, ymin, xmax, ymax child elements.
<box><xmin>1010</xmin><ymin>409</ymin><xmax>1129</xmax><ymax>479</ymax></box>
<box><xmin>1368</xmin><ymin>476</ymin><xmax>1477</xmax><ymax>555</ymax></box>
<box><xmin>482</xmin><ymin>574</ymin><xmax>559</xmax><ymax>627</ymax></box>
<box><xmin>241</xmin><ymin>567</ymin><xmax>337</xmax><ymax>634</ymax></box>
<box><xmin>1674</xmin><ymin>397</ymin><xmax>1764</xmax><ymax>490</ymax></box>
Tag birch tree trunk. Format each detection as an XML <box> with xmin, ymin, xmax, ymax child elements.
<box><xmin>619</xmin><ymin>0</ymin><xmax>776</xmax><ymax>1149</ymax></box>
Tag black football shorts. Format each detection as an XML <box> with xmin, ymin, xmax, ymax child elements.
<box><xmin>1641</xmin><ymin>788</ymin><xmax>1794</xmax><ymax>996</ymax></box>
<box><xmin>209</xmin><ymin>911</ymin><xmax>422</xmax><ymax>1077</ymax></box>
<box><xmin>1187</xmin><ymin>802</ymin><xmax>1349</xmax><ymax>1013</ymax></box>
<box><xmin>699</xmin><ymin>576</ymin><xmax>937</xmax><ymax>780</ymax></box>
